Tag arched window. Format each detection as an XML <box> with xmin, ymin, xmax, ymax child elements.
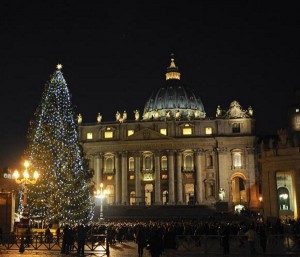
<box><xmin>145</xmin><ymin>156</ymin><xmax>151</xmax><ymax>171</ymax></box>
<box><xmin>161</xmin><ymin>156</ymin><xmax>167</xmax><ymax>170</ymax></box>
<box><xmin>129</xmin><ymin>157</ymin><xmax>134</xmax><ymax>171</ymax></box>
<box><xmin>185</xmin><ymin>155</ymin><xmax>193</xmax><ymax>170</ymax></box>
<box><xmin>106</xmin><ymin>158</ymin><xmax>113</xmax><ymax>172</ymax></box>
<box><xmin>233</xmin><ymin>153</ymin><xmax>242</xmax><ymax>168</ymax></box>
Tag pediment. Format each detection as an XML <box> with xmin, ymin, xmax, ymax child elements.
<box><xmin>126</xmin><ymin>128</ymin><xmax>172</xmax><ymax>140</ymax></box>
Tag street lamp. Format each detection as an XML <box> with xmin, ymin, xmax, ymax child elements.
<box><xmin>13</xmin><ymin>160</ymin><xmax>39</xmax><ymax>231</ymax></box>
<box><xmin>94</xmin><ymin>183</ymin><xmax>110</xmax><ymax>222</ymax></box>
<box><xmin>259</xmin><ymin>196</ymin><xmax>264</xmax><ymax>219</ymax></box>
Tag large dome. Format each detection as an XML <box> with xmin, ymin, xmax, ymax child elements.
<box><xmin>142</xmin><ymin>56</ymin><xmax>206</xmax><ymax>121</ymax></box>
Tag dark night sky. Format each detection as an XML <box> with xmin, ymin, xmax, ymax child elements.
<box><xmin>0</xmin><ymin>1</ymin><xmax>299</xmax><ymax>168</ymax></box>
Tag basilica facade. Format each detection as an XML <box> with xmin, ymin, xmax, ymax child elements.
<box><xmin>78</xmin><ymin>57</ymin><xmax>260</xmax><ymax>211</ymax></box>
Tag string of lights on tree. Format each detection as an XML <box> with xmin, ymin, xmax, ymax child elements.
<box><xmin>25</xmin><ymin>64</ymin><xmax>94</xmax><ymax>225</ymax></box>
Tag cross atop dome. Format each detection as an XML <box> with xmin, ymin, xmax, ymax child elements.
<box><xmin>166</xmin><ymin>54</ymin><xmax>181</xmax><ymax>80</ymax></box>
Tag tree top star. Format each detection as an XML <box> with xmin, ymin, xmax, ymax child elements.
<box><xmin>56</xmin><ymin>64</ymin><xmax>63</xmax><ymax>70</ymax></box>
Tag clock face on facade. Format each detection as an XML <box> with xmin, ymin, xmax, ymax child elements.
<box><xmin>293</xmin><ymin>114</ymin><xmax>300</xmax><ymax>131</ymax></box>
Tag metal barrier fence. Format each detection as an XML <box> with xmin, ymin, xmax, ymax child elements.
<box><xmin>0</xmin><ymin>233</ymin><xmax>109</xmax><ymax>254</ymax></box>
<box><xmin>174</xmin><ymin>234</ymin><xmax>300</xmax><ymax>255</ymax></box>
<box><xmin>0</xmin><ymin>233</ymin><xmax>299</xmax><ymax>255</ymax></box>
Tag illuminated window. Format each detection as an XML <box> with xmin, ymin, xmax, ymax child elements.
<box><xmin>104</xmin><ymin>131</ymin><xmax>113</xmax><ymax>138</ymax></box>
<box><xmin>143</xmin><ymin>173</ymin><xmax>153</xmax><ymax>181</ymax></box>
<box><xmin>183</xmin><ymin>128</ymin><xmax>192</xmax><ymax>135</ymax></box>
<box><xmin>87</xmin><ymin>132</ymin><xmax>93</xmax><ymax>139</ymax></box>
<box><xmin>105</xmin><ymin>158</ymin><xmax>113</xmax><ymax>172</ymax></box>
<box><xmin>160</xmin><ymin>128</ymin><xmax>167</xmax><ymax>135</ymax></box>
<box><xmin>205</xmin><ymin>127</ymin><xmax>212</xmax><ymax>135</ymax></box>
<box><xmin>233</xmin><ymin>153</ymin><xmax>242</xmax><ymax>168</ymax></box>
<box><xmin>107</xmin><ymin>176</ymin><xmax>113</xmax><ymax>180</ymax></box>
<box><xmin>128</xmin><ymin>130</ymin><xmax>134</xmax><ymax>136</ymax></box>
<box><xmin>130</xmin><ymin>175</ymin><xmax>135</xmax><ymax>180</ymax></box>
<box><xmin>129</xmin><ymin>157</ymin><xmax>134</xmax><ymax>171</ymax></box>
<box><xmin>161</xmin><ymin>156</ymin><xmax>167</xmax><ymax>170</ymax></box>
<box><xmin>162</xmin><ymin>174</ymin><xmax>168</xmax><ymax>180</ymax></box>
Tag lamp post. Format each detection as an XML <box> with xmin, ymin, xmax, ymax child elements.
<box><xmin>259</xmin><ymin>196</ymin><xmax>264</xmax><ymax>219</ymax></box>
<box><xmin>13</xmin><ymin>160</ymin><xmax>39</xmax><ymax>232</ymax></box>
<box><xmin>94</xmin><ymin>183</ymin><xmax>110</xmax><ymax>222</ymax></box>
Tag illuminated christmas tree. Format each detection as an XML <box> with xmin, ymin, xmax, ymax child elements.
<box><xmin>26</xmin><ymin>64</ymin><xmax>94</xmax><ymax>225</ymax></box>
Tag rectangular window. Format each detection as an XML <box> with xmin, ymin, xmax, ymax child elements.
<box><xmin>232</xmin><ymin>123</ymin><xmax>241</xmax><ymax>133</ymax></box>
<box><xmin>162</xmin><ymin>174</ymin><xmax>168</xmax><ymax>180</ymax></box>
<box><xmin>205</xmin><ymin>127</ymin><xmax>212</xmax><ymax>135</ymax></box>
<box><xmin>87</xmin><ymin>132</ymin><xmax>93</xmax><ymax>139</ymax></box>
<box><xmin>128</xmin><ymin>130</ymin><xmax>134</xmax><ymax>136</ymax></box>
<box><xmin>160</xmin><ymin>128</ymin><xmax>167</xmax><ymax>135</ymax></box>
<box><xmin>183</xmin><ymin>128</ymin><xmax>192</xmax><ymax>135</ymax></box>
<box><xmin>104</xmin><ymin>131</ymin><xmax>113</xmax><ymax>138</ymax></box>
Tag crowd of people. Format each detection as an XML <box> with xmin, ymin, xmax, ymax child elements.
<box><xmin>2</xmin><ymin>216</ymin><xmax>300</xmax><ymax>256</ymax></box>
<box><xmin>42</xmin><ymin>216</ymin><xmax>300</xmax><ymax>256</ymax></box>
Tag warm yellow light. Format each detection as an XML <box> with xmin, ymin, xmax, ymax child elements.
<box><xmin>23</xmin><ymin>170</ymin><xmax>29</xmax><ymax>179</ymax></box>
<box><xmin>34</xmin><ymin>171</ymin><xmax>39</xmax><ymax>179</ymax></box>
<box><xmin>100</xmin><ymin>183</ymin><xmax>103</xmax><ymax>188</ymax></box>
<box><xmin>24</xmin><ymin>160</ymin><xmax>30</xmax><ymax>168</ymax></box>
<box><xmin>259</xmin><ymin>196</ymin><xmax>263</xmax><ymax>202</ymax></box>
<box><xmin>56</xmin><ymin>64</ymin><xmax>63</xmax><ymax>70</ymax></box>
<box><xmin>13</xmin><ymin>170</ymin><xmax>19</xmax><ymax>179</ymax></box>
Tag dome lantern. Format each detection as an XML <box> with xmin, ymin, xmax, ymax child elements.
<box><xmin>165</xmin><ymin>54</ymin><xmax>181</xmax><ymax>81</ymax></box>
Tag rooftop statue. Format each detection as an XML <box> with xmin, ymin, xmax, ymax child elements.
<box><xmin>78</xmin><ymin>113</ymin><xmax>82</xmax><ymax>124</ymax></box>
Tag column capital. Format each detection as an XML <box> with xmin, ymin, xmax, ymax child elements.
<box><xmin>121</xmin><ymin>151</ymin><xmax>128</xmax><ymax>157</ymax></box>
<box><xmin>194</xmin><ymin>148</ymin><xmax>205</xmax><ymax>155</ymax></box>
<box><xmin>154</xmin><ymin>150</ymin><xmax>162</xmax><ymax>157</ymax></box>
<box><xmin>214</xmin><ymin>147</ymin><xmax>228</xmax><ymax>154</ymax></box>
<box><xmin>93</xmin><ymin>152</ymin><xmax>103</xmax><ymax>158</ymax></box>
<box><xmin>167</xmin><ymin>150</ymin><xmax>175</xmax><ymax>156</ymax></box>
<box><xmin>133</xmin><ymin>152</ymin><xmax>142</xmax><ymax>158</ymax></box>
<box><xmin>246</xmin><ymin>147</ymin><xmax>255</xmax><ymax>154</ymax></box>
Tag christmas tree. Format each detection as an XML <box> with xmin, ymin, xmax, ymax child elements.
<box><xmin>26</xmin><ymin>64</ymin><xmax>94</xmax><ymax>225</ymax></box>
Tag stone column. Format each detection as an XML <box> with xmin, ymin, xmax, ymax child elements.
<box><xmin>195</xmin><ymin>149</ymin><xmax>204</xmax><ymax>204</ymax></box>
<box><xmin>247</xmin><ymin>147</ymin><xmax>259</xmax><ymax>209</ymax></box>
<box><xmin>115</xmin><ymin>152</ymin><xmax>121</xmax><ymax>204</ymax></box>
<box><xmin>176</xmin><ymin>151</ymin><xmax>183</xmax><ymax>204</ymax></box>
<box><xmin>94</xmin><ymin>153</ymin><xmax>103</xmax><ymax>188</ymax></box>
<box><xmin>135</xmin><ymin>152</ymin><xmax>141</xmax><ymax>204</ymax></box>
<box><xmin>168</xmin><ymin>150</ymin><xmax>175</xmax><ymax>204</ymax></box>
<box><xmin>154</xmin><ymin>152</ymin><xmax>162</xmax><ymax>204</ymax></box>
<box><xmin>217</xmin><ymin>147</ymin><xmax>230</xmax><ymax>202</ymax></box>
<box><xmin>122</xmin><ymin>152</ymin><xmax>128</xmax><ymax>205</ymax></box>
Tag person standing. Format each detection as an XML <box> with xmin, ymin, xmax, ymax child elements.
<box><xmin>258</xmin><ymin>225</ymin><xmax>267</xmax><ymax>254</ymax></box>
<box><xmin>77</xmin><ymin>224</ymin><xmax>87</xmax><ymax>256</ymax></box>
<box><xmin>135</xmin><ymin>226</ymin><xmax>147</xmax><ymax>257</ymax></box>
<box><xmin>245</xmin><ymin>225</ymin><xmax>256</xmax><ymax>255</ymax></box>
<box><xmin>62</xmin><ymin>224</ymin><xmax>71</xmax><ymax>254</ymax></box>
<box><xmin>148</xmin><ymin>229</ymin><xmax>163</xmax><ymax>257</ymax></box>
